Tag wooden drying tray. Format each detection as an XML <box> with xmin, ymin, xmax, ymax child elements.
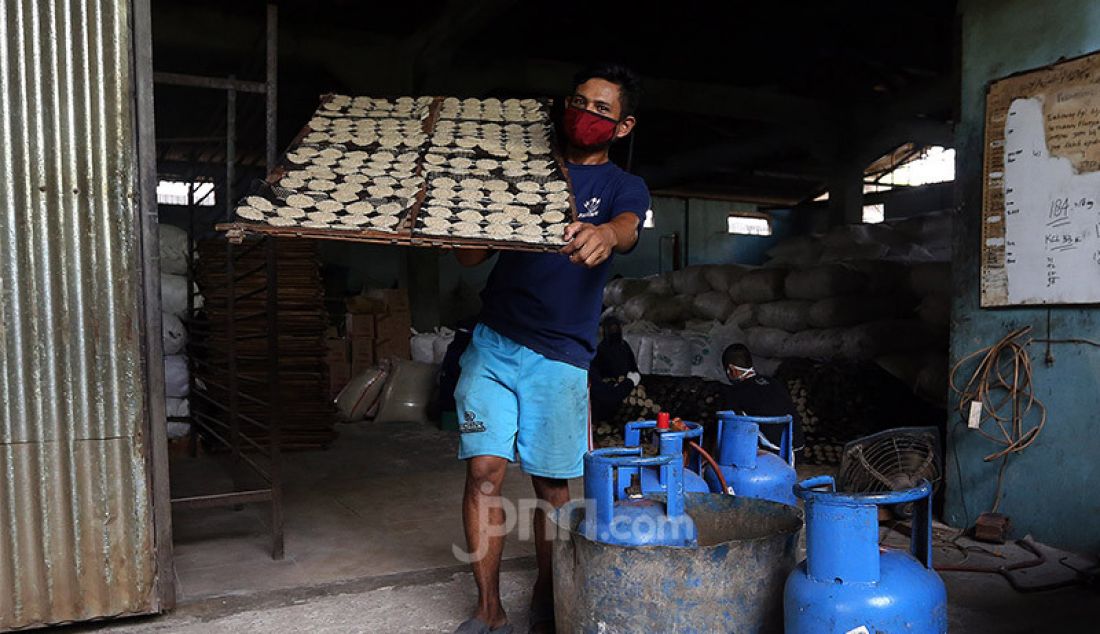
<box><xmin>218</xmin><ymin>94</ymin><xmax>578</xmax><ymax>253</ymax></box>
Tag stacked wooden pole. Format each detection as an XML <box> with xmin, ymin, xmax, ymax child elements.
<box><xmin>193</xmin><ymin>237</ymin><xmax>337</xmax><ymax>450</ymax></box>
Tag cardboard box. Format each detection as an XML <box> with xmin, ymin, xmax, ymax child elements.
<box><xmin>325</xmin><ymin>336</ymin><xmax>349</xmax><ymax>363</ymax></box>
<box><xmin>376</xmin><ymin>288</ymin><xmax>411</xmax><ymax>314</ymax></box>
<box><xmin>351</xmin><ymin>335</ymin><xmax>376</xmax><ymax>374</ymax></box>
<box><xmin>345</xmin><ymin>312</ymin><xmax>375</xmax><ymax>339</ymax></box>
<box><xmin>345</xmin><ymin>295</ymin><xmax>386</xmax><ymax>315</ymax></box>
<box><xmin>325</xmin><ymin>336</ymin><xmax>351</xmax><ymax>397</ymax></box>
<box><xmin>347</xmin><ymin>288</ymin><xmax>410</xmax><ymax>315</ymax></box>
<box><xmin>373</xmin><ymin>311</ymin><xmax>411</xmax><ymax>342</ymax></box>
<box><xmin>373</xmin><ymin>336</ymin><xmax>411</xmax><ymax>361</ymax></box>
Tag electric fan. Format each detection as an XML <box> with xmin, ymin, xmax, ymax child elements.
<box><xmin>837</xmin><ymin>426</ymin><xmax>942</xmax><ymax>517</ymax></box>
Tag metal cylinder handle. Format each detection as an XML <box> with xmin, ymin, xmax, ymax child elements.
<box><xmin>794</xmin><ymin>475</ymin><xmax>935</xmax><ymax>569</ymax></box>
<box><xmin>586</xmin><ymin>448</ymin><xmax>677</xmax><ymax>528</ymax></box>
<box><xmin>716</xmin><ymin>412</ymin><xmax>794</xmax><ymax>466</ymax></box>
<box><xmin>624</xmin><ymin>419</ymin><xmax>704</xmax><ymax>446</ymax></box>
<box><xmin>794</xmin><ymin>475</ymin><xmax>933</xmax><ymax>505</ymax></box>
<box><xmin>588</xmin><ymin>446</ymin><xmax>673</xmax><ymax>468</ymax></box>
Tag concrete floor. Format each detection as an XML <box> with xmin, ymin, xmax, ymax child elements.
<box><xmin>72</xmin><ymin>420</ymin><xmax>1098</xmax><ymax>632</ymax></box>
<box><xmin>167</xmin><ymin>421</ymin><xmax>570</xmax><ymax>601</ymax></box>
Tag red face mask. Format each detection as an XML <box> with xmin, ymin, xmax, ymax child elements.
<box><xmin>563</xmin><ymin>106</ymin><xmax>619</xmax><ymax>149</ymax></box>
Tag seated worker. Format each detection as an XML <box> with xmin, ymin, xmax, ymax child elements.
<box><xmin>591</xmin><ymin>316</ymin><xmax>636</xmax><ymax>379</ymax></box>
<box><xmin>589</xmin><ymin>317</ymin><xmax>641</xmax><ymax>423</ymax></box>
<box><xmin>719</xmin><ymin>344</ymin><xmax>805</xmax><ymax>457</ymax></box>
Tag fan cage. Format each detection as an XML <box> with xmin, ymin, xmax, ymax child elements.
<box><xmin>837</xmin><ymin>427</ymin><xmax>942</xmax><ymax>495</ymax></box>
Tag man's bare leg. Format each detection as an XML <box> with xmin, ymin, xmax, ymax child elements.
<box><xmin>463</xmin><ymin>456</ymin><xmax>509</xmax><ymax>628</ymax></box>
<box><xmin>530</xmin><ymin>475</ymin><xmax>570</xmax><ymax>630</ymax></box>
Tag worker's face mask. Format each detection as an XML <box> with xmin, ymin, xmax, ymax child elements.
<box><xmin>563</xmin><ymin>106</ymin><xmax>619</xmax><ymax>150</ymax></box>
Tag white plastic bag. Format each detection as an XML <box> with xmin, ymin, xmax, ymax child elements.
<box><xmin>726</xmin><ymin>304</ymin><xmax>758</xmax><ymax>329</ymax></box>
<box><xmin>433</xmin><ymin>329</ymin><xmax>455</xmax><ymax>365</ymax></box>
<box><xmin>159</xmin><ymin>224</ymin><xmax>190</xmax><ymax>275</ymax></box>
<box><xmin>692</xmin><ymin>291</ymin><xmax>734</xmax><ymax>321</ymax></box>
<box><xmin>670</xmin><ymin>267</ymin><xmax>712</xmax><ymax>295</ymax></box>
<box><xmin>686</xmin><ymin>333</ymin><xmax>713</xmax><ymax>379</ymax></box>
<box><xmin>623</xmin><ymin>333</ymin><xmax>655</xmax><ymax>375</ymax></box>
<box><xmin>650</xmin><ymin>335</ymin><xmax>692</xmax><ymax>376</ymax></box>
<box><xmin>411</xmin><ymin>332</ymin><xmax>437</xmax><ymax>364</ymax></box>
<box><xmin>162</xmin><ymin>311</ymin><xmax>187</xmax><ymax>355</ymax></box>
<box><xmin>756</xmin><ymin>300</ymin><xmax>813</xmax><ymax>332</ymax></box>
<box><xmin>703</xmin><ymin>265</ymin><xmax>749</xmax><ymax>293</ymax></box>
<box><xmin>622</xmin><ymin>293</ymin><xmax>658</xmax><ymax>322</ymax></box>
<box><xmin>623</xmin><ymin>293</ymin><xmax>690</xmax><ymax>324</ymax></box>
<box><xmin>692</xmin><ymin>321</ymin><xmax>746</xmax><ymax>380</ymax></box>
<box><xmin>336</xmin><ymin>363</ymin><xmax>391</xmax><ymax>422</ymax></box>
<box><xmin>161</xmin><ymin>273</ymin><xmax>189</xmax><ymax>317</ymax></box>
<box><xmin>164</xmin><ymin>354</ymin><xmax>190</xmax><ymax>398</ymax></box>
<box><xmin>603</xmin><ymin>278</ymin><xmax>651</xmax><ymax>306</ymax></box>
<box><xmin>645</xmin><ymin>273</ymin><xmax>674</xmax><ymax>296</ymax></box>
<box><xmin>165</xmin><ymin>397</ymin><xmax>190</xmax><ymax>418</ymax></box>
<box><xmin>374</xmin><ymin>360</ymin><xmax>439</xmax><ymax>423</ymax></box>
<box><xmin>745</xmin><ymin>327</ymin><xmax>791</xmax><ymax>359</ymax></box>
<box><xmin>730</xmin><ymin>269</ymin><xmax>788</xmax><ymax>304</ymax></box>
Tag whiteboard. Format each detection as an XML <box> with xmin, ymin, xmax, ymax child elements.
<box><xmin>981</xmin><ymin>51</ymin><xmax>1100</xmax><ymax>306</ymax></box>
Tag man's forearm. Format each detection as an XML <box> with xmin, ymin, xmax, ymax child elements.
<box><xmin>600</xmin><ymin>213</ymin><xmax>641</xmax><ymax>253</ymax></box>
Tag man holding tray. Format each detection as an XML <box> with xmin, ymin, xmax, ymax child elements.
<box><xmin>452</xmin><ymin>63</ymin><xmax>649</xmax><ymax>634</ymax></box>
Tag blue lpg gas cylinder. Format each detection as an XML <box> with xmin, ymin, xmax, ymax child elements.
<box><xmin>703</xmin><ymin>411</ymin><xmax>798</xmax><ymax>506</ymax></box>
<box><xmin>784</xmin><ymin>476</ymin><xmax>948</xmax><ymax>634</ymax></box>
<box><xmin>623</xmin><ymin>419</ymin><xmax>711</xmax><ymax>495</ymax></box>
<box><xmin>582</xmin><ymin>447</ymin><xmax>698</xmax><ymax>548</ymax></box>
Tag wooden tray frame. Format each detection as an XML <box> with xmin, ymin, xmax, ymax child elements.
<box><xmin>219</xmin><ymin>95</ymin><xmax>578</xmax><ymax>253</ymax></box>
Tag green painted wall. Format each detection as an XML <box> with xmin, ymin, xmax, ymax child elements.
<box><xmin>609</xmin><ymin>196</ymin><xmax>688</xmax><ymax>279</ymax></box>
<box><xmin>948</xmin><ymin>0</ymin><xmax>1100</xmax><ymax>551</ymax></box>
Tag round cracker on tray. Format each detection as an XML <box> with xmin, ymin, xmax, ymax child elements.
<box><xmin>286</xmin><ymin>193</ymin><xmax>315</xmax><ymax>209</ymax></box>
<box><xmin>451</xmin><ymin>221</ymin><xmax>482</xmax><ymax>237</ymax></box>
<box><xmin>236</xmin><ymin>206</ymin><xmax>266</xmax><ymax>221</ymax></box>
<box><xmin>315</xmin><ymin>200</ymin><xmax>343</xmax><ymax>214</ymax></box>
<box><xmin>422</xmin><ymin>216</ymin><xmax>451</xmax><ymax>229</ymax></box>
<box><xmin>276</xmin><ymin>206</ymin><xmax>306</xmax><ymax>220</ymax></box>
<box><xmin>346</xmin><ymin>200</ymin><xmax>374</xmax><ymax>215</ymax></box>
<box><xmin>485</xmin><ymin>223</ymin><xmax>514</xmax><ymax>238</ymax></box>
<box><xmin>342</xmin><ymin>214</ymin><xmax>371</xmax><ymax>226</ymax></box>
<box><xmin>370</xmin><ymin>214</ymin><xmax>401</xmax><ymax>229</ymax></box>
<box><xmin>267</xmin><ymin>216</ymin><xmax>297</xmax><ymax>227</ymax></box>
<box><xmin>515</xmin><ymin>192</ymin><xmax>542</xmax><ymax>205</ymax></box>
<box><xmin>246</xmin><ymin>196</ymin><xmax>274</xmax><ymax>211</ymax></box>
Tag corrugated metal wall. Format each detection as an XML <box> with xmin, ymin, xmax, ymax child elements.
<box><xmin>0</xmin><ymin>0</ymin><xmax>158</xmax><ymax>629</ymax></box>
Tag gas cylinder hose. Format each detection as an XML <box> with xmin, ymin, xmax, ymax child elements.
<box><xmin>949</xmin><ymin>326</ymin><xmax>1046</xmax><ymax>514</ymax></box>
<box><xmin>689</xmin><ymin>441</ymin><xmax>732</xmax><ymax>495</ymax></box>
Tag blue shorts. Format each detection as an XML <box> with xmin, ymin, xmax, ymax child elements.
<box><xmin>455</xmin><ymin>324</ymin><xmax>589</xmax><ymax>479</ymax></box>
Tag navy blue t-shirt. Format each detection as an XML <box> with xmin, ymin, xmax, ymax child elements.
<box><xmin>478</xmin><ymin>161</ymin><xmax>650</xmax><ymax>369</ymax></box>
